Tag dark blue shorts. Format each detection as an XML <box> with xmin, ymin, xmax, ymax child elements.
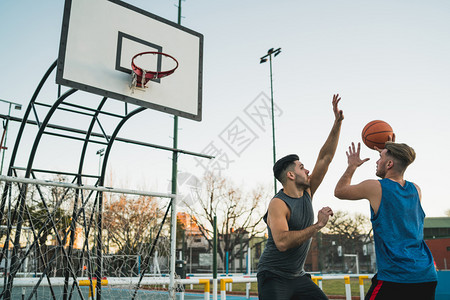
<box><xmin>365</xmin><ymin>273</ymin><xmax>437</xmax><ymax>300</ymax></box>
<box><xmin>257</xmin><ymin>270</ymin><xmax>328</xmax><ymax>300</ymax></box>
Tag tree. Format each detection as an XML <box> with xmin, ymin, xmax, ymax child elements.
<box><xmin>26</xmin><ymin>176</ymin><xmax>74</xmax><ymax>248</ymax></box>
<box><xmin>24</xmin><ymin>176</ymin><xmax>74</xmax><ymax>275</ymax></box>
<box><xmin>185</xmin><ymin>173</ymin><xmax>268</xmax><ymax>270</ymax></box>
<box><xmin>102</xmin><ymin>194</ymin><xmax>165</xmax><ymax>256</ymax></box>
<box><xmin>28</xmin><ymin>202</ymin><xmax>72</xmax><ymax>249</ymax></box>
<box><xmin>324</xmin><ymin>210</ymin><xmax>372</xmax><ymax>253</ymax></box>
<box><xmin>325</xmin><ymin>211</ymin><xmax>371</xmax><ymax>241</ymax></box>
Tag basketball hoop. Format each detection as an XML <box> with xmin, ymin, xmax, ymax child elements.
<box><xmin>130</xmin><ymin>51</ymin><xmax>179</xmax><ymax>89</ymax></box>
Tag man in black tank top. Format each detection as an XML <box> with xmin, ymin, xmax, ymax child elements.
<box><xmin>257</xmin><ymin>94</ymin><xmax>344</xmax><ymax>299</ymax></box>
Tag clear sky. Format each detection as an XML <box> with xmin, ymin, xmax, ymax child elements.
<box><xmin>1</xmin><ymin>0</ymin><xmax>450</xmax><ymax>219</ymax></box>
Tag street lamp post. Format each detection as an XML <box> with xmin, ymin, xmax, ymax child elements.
<box><xmin>260</xmin><ymin>48</ymin><xmax>281</xmax><ymax>195</ymax></box>
<box><xmin>0</xmin><ymin>99</ymin><xmax>22</xmax><ymax>175</ymax></box>
<box><xmin>96</xmin><ymin>148</ymin><xmax>105</xmax><ymax>177</ymax></box>
<box><xmin>94</xmin><ymin>148</ymin><xmax>105</xmax><ymax>273</ymax></box>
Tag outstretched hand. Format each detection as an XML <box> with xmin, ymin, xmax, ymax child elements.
<box><xmin>332</xmin><ymin>94</ymin><xmax>344</xmax><ymax>122</ymax></box>
<box><xmin>347</xmin><ymin>142</ymin><xmax>370</xmax><ymax>168</ymax></box>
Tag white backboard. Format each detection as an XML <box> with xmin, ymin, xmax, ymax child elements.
<box><xmin>56</xmin><ymin>0</ymin><xmax>203</xmax><ymax>121</ymax></box>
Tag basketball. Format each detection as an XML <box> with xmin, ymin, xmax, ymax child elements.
<box><xmin>361</xmin><ymin>120</ymin><xmax>394</xmax><ymax>150</ymax></box>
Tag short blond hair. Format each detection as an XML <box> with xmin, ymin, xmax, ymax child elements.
<box><xmin>385</xmin><ymin>142</ymin><xmax>416</xmax><ymax>170</ymax></box>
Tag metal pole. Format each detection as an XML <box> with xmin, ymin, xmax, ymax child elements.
<box><xmin>98</xmin><ymin>154</ymin><xmax>101</xmax><ymax>175</ymax></box>
<box><xmin>96</xmin><ymin>148</ymin><xmax>105</xmax><ymax>177</ymax></box>
<box><xmin>225</xmin><ymin>251</ymin><xmax>229</xmax><ymax>275</ymax></box>
<box><xmin>213</xmin><ymin>215</ymin><xmax>217</xmax><ymax>300</ymax></box>
<box><xmin>318</xmin><ymin>232</ymin><xmax>323</xmax><ymax>271</ymax></box>
<box><xmin>0</xmin><ymin>112</ymin><xmax>214</xmax><ymax>159</ymax></box>
<box><xmin>344</xmin><ymin>254</ymin><xmax>359</xmax><ymax>274</ymax></box>
<box><xmin>169</xmin><ymin>118</ymin><xmax>178</xmax><ymax>300</ymax></box>
<box><xmin>260</xmin><ymin>48</ymin><xmax>281</xmax><ymax>195</ymax></box>
<box><xmin>96</xmin><ymin>190</ymin><xmax>103</xmax><ymax>300</ymax></box>
<box><xmin>0</xmin><ymin>104</ymin><xmax>12</xmax><ymax>175</ymax></box>
<box><xmin>356</xmin><ymin>254</ymin><xmax>359</xmax><ymax>274</ymax></box>
<box><xmin>240</xmin><ymin>236</ymin><xmax>243</xmax><ymax>273</ymax></box>
<box><xmin>169</xmin><ymin>2</ymin><xmax>182</xmax><ymax>298</ymax></box>
<box><xmin>0</xmin><ymin>98</ymin><xmax>22</xmax><ymax>175</ymax></box>
<box><xmin>268</xmin><ymin>54</ymin><xmax>277</xmax><ymax>195</ymax></box>
<box><xmin>0</xmin><ymin>175</ymin><xmax>176</xmax><ymax>198</ymax></box>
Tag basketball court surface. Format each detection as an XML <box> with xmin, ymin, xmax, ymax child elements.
<box><xmin>9</xmin><ymin>286</ymin><xmax>258</xmax><ymax>300</ymax></box>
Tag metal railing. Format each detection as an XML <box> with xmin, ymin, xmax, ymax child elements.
<box><xmin>4</xmin><ymin>274</ymin><xmax>373</xmax><ymax>299</ymax></box>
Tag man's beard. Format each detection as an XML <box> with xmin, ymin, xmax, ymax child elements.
<box><xmin>376</xmin><ymin>167</ymin><xmax>386</xmax><ymax>179</ymax></box>
<box><xmin>295</xmin><ymin>176</ymin><xmax>310</xmax><ymax>190</ymax></box>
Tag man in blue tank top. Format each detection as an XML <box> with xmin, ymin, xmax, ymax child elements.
<box><xmin>334</xmin><ymin>141</ymin><xmax>437</xmax><ymax>299</ymax></box>
<box><xmin>257</xmin><ymin>94</ymin><xmax>343</xmax><ymax>299</ymax></box>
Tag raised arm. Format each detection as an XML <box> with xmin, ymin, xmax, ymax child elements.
<box><xmin>334</xmin><ymin>142</ymin><xmax>382</xmax><ymax>213</ymax></box>
<box><xmin>309</xmin><ymin>94</ymin><xmax>344</xmax><ymax>196</ymax></box>
<box><xmin>267</xmin><ymin>198</ymin><xmax>333</xmax><ymax>252</ymax></box>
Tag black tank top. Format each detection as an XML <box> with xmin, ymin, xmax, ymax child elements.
<box><xmin>257</xmin><ymin>189</ymin><xmax>314</xmax><ymax>278</ymax></box>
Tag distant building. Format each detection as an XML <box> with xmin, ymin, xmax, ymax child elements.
<box><xmin>249</xmin><ymin>235</ymin><xmax>266</xmax><ymax>272</ymax></box>
<box><xmin>424</xmin><ymin>217</ymin><xmax>450</xmax><ymax>270</ymax></box>
<box><xmin>305</xmin><ymin>233</ymin><xmax>375</xmax><ymax>274</ymax></box>
<box><xmin>254</xmin><ymin>232</ymin><xmax>376</xmax><ymax>274</ymax></box>
<box><xmin>177</xmin><ymin>212</ymin><xmax>211</xmax><ymax>273</ymax></box>
<box><xmin>177</xmin><ymin>212</ymin><xmax>259</xmax><ymax>274</ymax></box>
